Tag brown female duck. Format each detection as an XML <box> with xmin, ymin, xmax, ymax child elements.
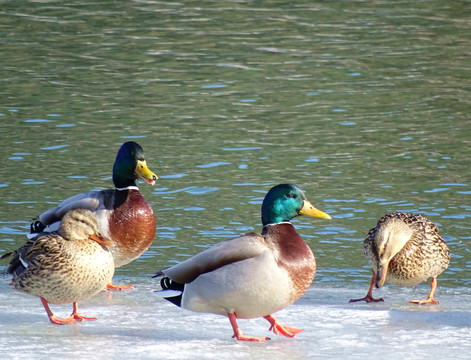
<box><xmin>350</xmin><ymin>212</ymin><xmax>450</xmax><ymax>304</ymax></box>
<box><xmin>3</xmin><ymin>209</ymin><xmax>115</xmax><ymax>324</ymax></box>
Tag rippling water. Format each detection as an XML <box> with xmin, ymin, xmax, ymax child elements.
<box><xmin>0</xmin><ymin>1</ymin><xmax>470</xmax><ymax>358</ymax></box>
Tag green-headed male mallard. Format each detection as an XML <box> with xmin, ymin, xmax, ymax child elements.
<box><xmin>2</xmin><ymin>209</ymin><xmax>115</xmax><ymax>324</ymax></box>
<box><xmin>154</xmin><ymin>184</ymin><xmax>331</xmax><ymax>341</ymax></box>
<box><xmin>349</xmin><ymin>212</ymin><xmax>450</xmax><ymax>304</ymax></box>
<box><xmin>30</xmin><ymin>141</ymin><xmax>158</xmax><ymax>289</ymax></box>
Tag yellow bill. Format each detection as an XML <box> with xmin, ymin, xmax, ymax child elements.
<box><xmin>299</xmin><ymin>200</ymin><xmax>332</xmax><ymax>220</ymax></box>
<box><xmin>135</xmin><ymin>159</ymin><xmax>158</xmax><ymax>185</ymax></box>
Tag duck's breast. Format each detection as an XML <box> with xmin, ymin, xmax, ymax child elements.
<box><xmin>108</xmin><ymin>189</ymin><xmax>156</xmax><ymax>267</ymax></box>
<box><xmin>265</xmin><ymin>223</ymin><xmax>316</xmax><ymax>300</ymax></box>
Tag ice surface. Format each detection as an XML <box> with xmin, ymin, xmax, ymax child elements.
<box><xmin>1</xmin><ymin>276</ymin><xmax>470</xmax><ymax>360</ymax></box>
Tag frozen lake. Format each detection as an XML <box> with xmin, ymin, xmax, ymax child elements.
<box><xmin>1</xmin><ymin>275</ymin><xmax>470</xmax><ymax>360</ymax></box>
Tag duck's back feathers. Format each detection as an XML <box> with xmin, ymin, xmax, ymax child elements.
<box><xmin>156</xmin><ymin>232</ymin><xmax>267</xmax><ymax>311</ymax></box>
<box><xmin>159</xmin><ymin>232</ymin><xmax>267</xmax><ymax>284</ymax></box>
<box><xmin>366</xmin><ymin>212</ymin><xmax>441</xmax><ymax>245</ymax></box>
<box><xmin>31</xmin><ymin>190</ymin><xmax>114</xmax><ymax>235</ymax></box>
<box><xmin>155</xmin><ymin>233</ymin><xmax>267</xmax><ymax>311</ymax></box>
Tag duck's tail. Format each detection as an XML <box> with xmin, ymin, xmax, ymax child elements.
<box><xmin>153</xmin><ymin>275</ymin><xmax>184</xmax><ymax>307</ymax></box>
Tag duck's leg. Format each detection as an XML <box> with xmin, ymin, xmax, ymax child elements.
<box><xmin>41</xmin><ymin>297</ymin><xmax>76</xmax><ymax>325</ymax></box>
<box><xmin>263</xmin><ymin>315</ymin><xmax>303</xmax><ymax>337</ymax></box>
<box><xmin>106</xmin><ymin>282</ymin><xmax>134</xmax><ymax>290</ymax></box>
<box><xmin>40</xmin><ymin>298</ymin><xmax>97</xmax><ymax>325</ymax></box>
<box><xmin>228</xmin><ymin>313</ymin><xmax>270</xmax><ymax>342</ymax></box>
<box><xmin>410</xmin><ymin>277</ymin><xmax>440</xmax><ymax>305</ymax></box>
<box><xmin>349</xmin><ymin>274</ymin><xmax>384</xmax><ymax>303</ymax></box>
<box><xmin>70</xmin><ymin>301</ymin><xmax>97</xmax><ymax>322</ymax></box>
<box><xmin>40</xmin><ymin>298</ymin><xmax>76</xmax><ymax>325</ymax></box>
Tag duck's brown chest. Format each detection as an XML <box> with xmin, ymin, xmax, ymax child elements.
<box><xmin>109</xmin><ymin>190</ymin><xmax>156</xmax><ymax>266</ymax></box>
<box><xmin>264</xmin><ymin>223</ymin><xmax>316</xmax><ymax>300</ymax></box>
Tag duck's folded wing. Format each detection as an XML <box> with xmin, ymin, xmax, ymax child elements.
<box><xmin>160</xmin><ymin>232</ymin><xmax>267</xmax><ymax>284</ymax></box>
<box><xmin>5</xmin><ymin>234</ymin><xmax>55</xmax><ymax>276</ymax></box>
<box><xmin>37</xmin><ymin>190</ymin><xmax>113</xmax><ymax>226</ymax></box>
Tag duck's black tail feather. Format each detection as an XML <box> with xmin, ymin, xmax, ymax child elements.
<box><xmin>30</xmin><ymin>219</ymin><xmax>45</xmax><ymax>234</ymax></box>
<box><xmin>154</xmin><ymin>276</ymin><xmax>184</xmax><ymax>308</ymax></box>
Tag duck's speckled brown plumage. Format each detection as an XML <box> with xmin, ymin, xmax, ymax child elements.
<box><xmin>365</xmin><ymin>212</ymin><xmax>450</xmax><ymax>286</ymax></box>
<box><xmin>7</xmin><ymin>209</ymin><xmax>114</xmax><ymax>305</ymax></box>
<box><xmin>350</xmin><ymin>212</ymin><xmax>450</xmax><ymax>304</ymax></box>
<box><xmin>3</xmin><ymin>209</ymin><xmax>115</xmax><ymax>324</ymax></box>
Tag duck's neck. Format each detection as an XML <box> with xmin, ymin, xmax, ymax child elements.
<box><xmin>261</xmin><ymin>221</ymin><xmax>292</xmax><ymax>233</ymax></box>
<box><xmin>263</xmin><ymin>221</ymin><xmax>291</xmax><ymax>227</ymax></box>
<box><xmin>113</xmin><ymin>168</ymin><xmax>139</xmax><ymax>190</ymax></box>
<box><xmin>115</xmin><ymin>185</ymin><xmax>139</xmax><ymax>191</ymax></box>
<box><xmin>113</xmin><ymin>172</ymin><xmax>139</xmax><ymax>191</ymax></box>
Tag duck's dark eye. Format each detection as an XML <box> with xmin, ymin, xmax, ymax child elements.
<box><xmin>286</xmin><ymin>193</ymin><xmax>296</xmax><ymax>199</ymax></box>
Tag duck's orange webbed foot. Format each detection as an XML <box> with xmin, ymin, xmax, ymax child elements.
<box><xmin>106</xmin><ymin>282</ymin><xmax>134</xmax><ymax>290</ymax></box>
<box><xmin>41</xmin><ymin>299</ymin><xmax>97</xmax><ymax>325</ymax></box>
<box><xmin>228</xmin><ymin>313</ymin><xmax>270</xmax><ymax>342</ymax></box>
<box><xmin>410</xmin><ymin>278</ymin><xmax>440</xmax><ymax>305</ymax></box>
<box><xmin>69</xmin><ymin>301</ymin><xmax>97</xmax><ymax>323</ymax></box>
<box><xmin>48</xmin><ymin>315</ymin><xmax>78</xmax><ymax>325</ymax></box>
<box><xmin>48</xmin><ymin>314</ymin><xmax>97</xmax><ymax>325</ymax></box>
<box><xmin>231</xmin><ymin>333</ymin><xmax>270</xmax><ymax>342</ymax></box>
<box><xmin>263</xmin><ymin>315</ymin><xmax>303</xmax><ymax>338</ymax></box>
<box><xmin>72</xmin><ymin>313</ymin><xmax>98</xmax><ymax>322</ymax></box>
<box><xmin>410</xmin><ymin>298</ymin><xmax>440</xmax><ymax>305</ymax></box>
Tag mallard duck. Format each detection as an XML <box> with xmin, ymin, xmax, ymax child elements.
<box><xmin>2</xmin><ymin>209</ymin><xmax>115</xmax><ymax>325</ymax></box>
<box><xmin>154</xmin><ymin>184</ymin><xmax>331</xmax><ymax>341</ymax></box>
<box><xmin>349</xmin><ymin>212</ymin><xmax>450</xmax><ymax>304</ymax></box>
<box><xmin>30</xmin><ymin>141</ymin><xmax>158</xmax><ymax>289</ymax></box>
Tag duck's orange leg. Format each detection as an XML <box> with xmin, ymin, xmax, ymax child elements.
<box><xmin>70</xmin><ymin>301</ymin><xmax>97</xmax><ymax>321</ymax></box>
<box><xmin>228</xmin><ymin>313</ymin><xmax>270</xmax><ymax>342</ymax></box>
<box><xmin>41</xmin><ymin>297</ymin><xmax>76</xmax><ymax>325</ymax></box>
<box><xmin>349</xmin><ymin>274</ymin><xmax>384</xmax><ymax>303</ymax></box>
<box><xmin>263</xmin><ymin>315</ymin><xmax>303</xmax><ymax>337</ymax></box>
<box><xmin>41</xmin><ymin>298</ymin><xmax>97</xmax><ymax>325</ymax></box>
<box><xmin>410</xmin><ymin>277</ymin><xmax>440</xmax><ymax>305</ymax></box>
<box><xmin>106</xmin><ymin>282</ymin><xmax>134</xmax><ymax>290</ymax></box>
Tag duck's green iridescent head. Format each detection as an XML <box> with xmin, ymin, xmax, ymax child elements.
<box><xmin>261</xmin><ymin>184</ymin><xmax>331</xmax><ymax>226</ymax></box>
<box><xmin>112</xmin><ymin>141</ymin><xmax>158</xmax><ymax>189</ymax></box>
